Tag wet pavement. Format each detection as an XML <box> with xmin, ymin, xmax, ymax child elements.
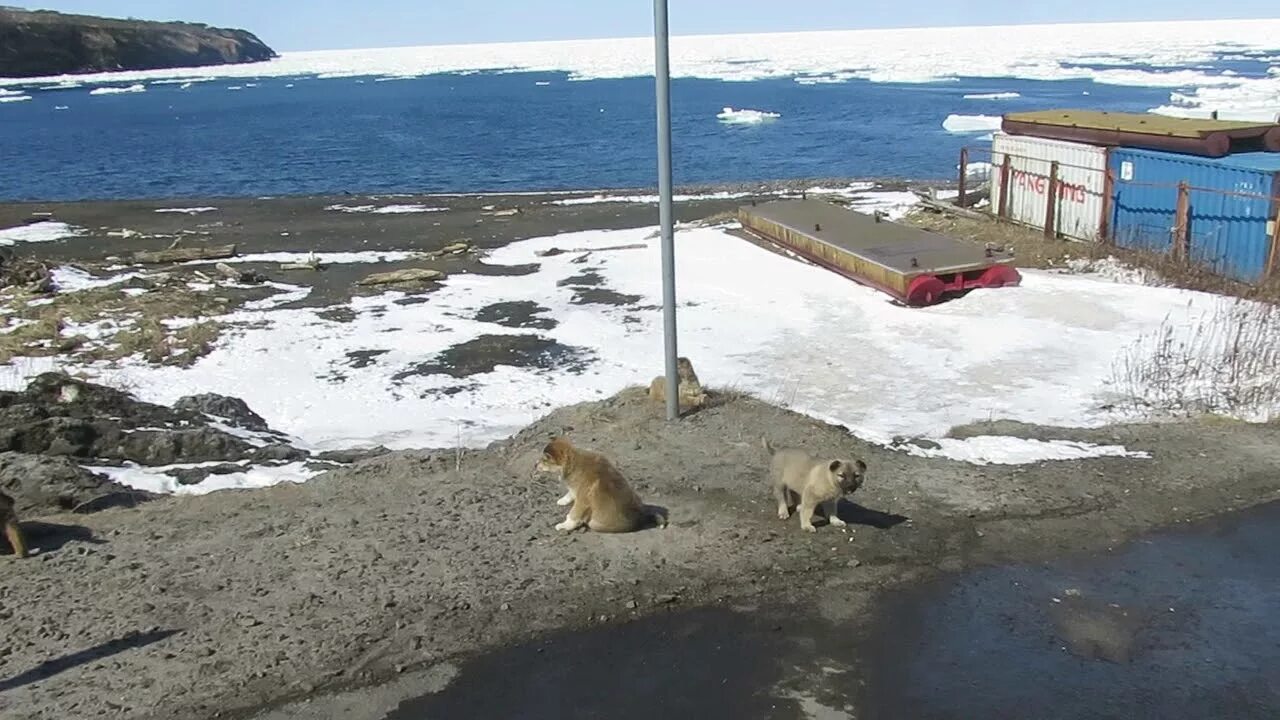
<box><xmin>861</xmin><ymin>500</ymin><xmax>1280</xmax><ymax>720</ymax></box>
<box><xmin>382</xmin><ymin>501</ymin><xmax>1280</xmax><ymax>720</ymax></box>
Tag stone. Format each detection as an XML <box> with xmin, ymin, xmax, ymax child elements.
<box><xmin>357</xmin><ymin>268</ymin><xmax>445</xmax><ymax>286</ymax></box>
<box><xmin>174</xmin><ymin>393</ymin><xmax>270</xmax><ymax>432</ymax></box>
<box><xmin>0</xmin><ymin>451</ymin><xmax>152</xmax><ymax>516</ymax></box>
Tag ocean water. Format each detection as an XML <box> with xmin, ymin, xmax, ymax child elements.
<box><xmin>1</xmin><ymin>21</ymin><xmax>1277</xmax><ymax>203</ymax></box>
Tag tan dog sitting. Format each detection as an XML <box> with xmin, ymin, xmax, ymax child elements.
<box><xmin>764</xmin><ymin>437</ymin><xmax>866</xmax><ymax>533</ymax></box>
<box><xmin>1</xmin><ymin>490</ymin><xmax>28</xmax><ymax>559</ymax></box>
<box><xmin>648</xmin><ymin>357</ymin><xmax>707</xmax><ymax>411</ymax></box>
<box><xmin>537</xmin><ymin>437</ymin><xmax>666</xmax><ymax>533</ymax></box>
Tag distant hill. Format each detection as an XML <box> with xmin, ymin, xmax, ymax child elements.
<box><xmin>0</xmin><ymin>7</ymin><xmax>276</xmax><ymax>78</ymax></box>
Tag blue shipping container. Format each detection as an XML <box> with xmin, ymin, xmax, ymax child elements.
<box><xmin>1109</xmin><ymin>148</ymin><xmax>1280</xmax><ymax>283</ymax></box>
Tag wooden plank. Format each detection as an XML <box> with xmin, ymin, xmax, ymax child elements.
<box><xmin>1045</xmin><ymin>161</ymin><xmax>1060</xmax><ymax>240</ymax></box>
<box><xmin>1266</xmin><ymin>215</ymin><xmax>1280</xmax><ymax>279</ymax></box>
<box><xmin>1173</xmin><ymin>182</ymin><xmax>1190</xmax><ymax>263</ymax></box>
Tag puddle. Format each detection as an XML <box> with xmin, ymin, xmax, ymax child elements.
<box><xmin>861</xmin><ymin>500</ymin><xmax>1280</xmax><ymax>719</ymax></box>
<box><xmin>383</xmin><ymin>608</ymin><xmax>811</xmax><ymax>720</ymax></box>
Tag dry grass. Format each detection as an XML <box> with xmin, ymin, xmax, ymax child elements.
<box><xmin>905</xmin><ymin>210</ymin><xmax>1280</xmax><ymax>304</ymax></box>
<box><xmin>0</xmin><ymin>281</ymin><xmax>232</xmax><ymax>367</ymax></box>
<box><xmin>1106</xmin><ymin>299</ymin><xmax>1280</xmax><ymax>420</ymax></box>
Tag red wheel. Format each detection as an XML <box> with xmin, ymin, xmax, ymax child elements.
<box><xmin>906</xmin><ymin>276</ymin><xmax>946</xmax><ymax>306</ymax></box>
<box><xmin>979</xmin><ymin>265</ymin><xmax>1022</xmax><ymax>288</ymax></box>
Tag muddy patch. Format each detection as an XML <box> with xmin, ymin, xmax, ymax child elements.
<box><xmin>392</xmin><ymin>334</ymin><xmax>594</xmax><ymax>381</ymax></box>
<box><xmin>474</xmin><ymin>301</ymin><xmax>557</xmax><ymax>330</ymax></box>
<box><xmin>345</xmin><ymin>349</ymin><xmax>390</xmax><ymax>369</ymax></box>
<box><xmin>556</xmin><ymin>269</ymin><xmax>642</xmax><ymax>307</ymax></box>
<box><xmin>317</xmin><ymin>306</ymin><xmax>357</xmax><ymax>323</ymax></box>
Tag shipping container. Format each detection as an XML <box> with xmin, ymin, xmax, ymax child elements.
<box><xmin>1109</xmin><ymin>148</ymin><xmax>1280</xmax><ymax>283</ymax></box>
<box><xmin>1003</xmin><ymin>109</ymin><xmax>1280</xmax><ymax>158</ymax></box>
<box><xmin>990</xmin><ymin>132</ymin><xmax>1109</xmax><ymax>242</ymax></box>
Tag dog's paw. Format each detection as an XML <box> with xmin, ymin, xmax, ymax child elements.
<box><xmin>802</xmin><ymin>524</ymin><xmax>817</xmax><ymax>533</ymax></box>
<box><xmin>829</xmin><ymin>517</ymin><xmax>847</xmax><ymax>527</ymax></box>
<box><xmin>777</xmin><ymin>509</ymin><xmax>790</xmax><ymax>520</ymax></box>
<box><xmin>556</xmin><ymin>492</ymin><xmax>574</xmax><ymax>507</ymax></box>
<box><xmin>555</xmin><ymin>521</ymin><xmax>576</xmax><ymax>532</ymax></box>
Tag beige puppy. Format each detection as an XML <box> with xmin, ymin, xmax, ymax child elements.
<box><xmin>647</xmin><ymin>357</ymin><xmax>707</xmax><ymax>411</ymax></box>
<box><xmin>537</xmin><ymin>437</ymin><xmax>666</xmax><ymax>533</ymax></box>
<box><xmin>1</xmin><ymin>490</ymin><xmax>28</xmax><ymax>559</ymax></box>
<box><xmin>764</xmin><ymin>438</ymin><xmax>866</xmax><ymax>533</ymax></box>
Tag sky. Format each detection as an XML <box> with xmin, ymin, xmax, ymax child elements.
<box><xmin>21</xmin><ymin>1</ymin><xmax>1280</xmax><ymax>52</ymax></box>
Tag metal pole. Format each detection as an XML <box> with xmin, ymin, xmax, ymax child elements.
<box><xmin>654</xmin><ymin>0</ymin><xmax>679</xmax><ymax>421</ymax></box>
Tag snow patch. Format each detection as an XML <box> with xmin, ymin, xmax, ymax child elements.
<box><xmin>154</xmin><ymin>207</ymin><xmax>218</xmax><ymax>215</ymax></box>
<box><xmin>552</xmin><ymin>191</ymin><xmax>753</xmax><ymax>206</ymax></box>
<box><xmin>0</xmin><ymin>221</ymin><xmax>84</xmax><ymax>245</ymax></box>
<box><xmin>51</xmin><ymin>266</ymin><xmax>142</xmax><ymax>292</ymax></box>
<box><xmin>1058</xmin><ymin>257</ymin><xmax>1164</xmax><ymax>286</ymax></box>
<box><xmin>88</xmin><ymin>461</ymin><xmax>321</xmax><ymax>496</ymax></box>
<box><xmin>899</xmin><ymin>436</ymin><xmax>1149</xmax><ymax>464</ymax></box>
<box><xmin>324</xmin><ymin>204</ymin><xmax>448</xmax><ymax>214</ymax></box>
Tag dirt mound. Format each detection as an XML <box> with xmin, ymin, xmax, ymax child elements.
<box><xmin>3</xmin><ymin>383</ymin><xmax>1279</xmax><ymax>720</ymax></box>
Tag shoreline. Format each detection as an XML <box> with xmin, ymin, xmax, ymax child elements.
<box><xmin>0</xmin><ymin>176</ymin><xmax>944</xmax><ymax>208</ymax></box>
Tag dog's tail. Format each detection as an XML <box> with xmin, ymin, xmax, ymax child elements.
<box><xmin>761</xmin><ymin>436</ymin><xmax>774</xmax><ymax>456</ymax></box>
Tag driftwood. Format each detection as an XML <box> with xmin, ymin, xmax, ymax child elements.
<box><xmin>212</xmin><ymin>262</ymin><xmax>266</xmax><ymax>284</ymax></box>
<box><xmin>357</xmin><ymin>268</ymin><xmax>445</xmax><ymax>286</ymax></box>
<box><xmin>132</xmin><ymin>244</ymin><xmax>237</xmax><ymax>265</ymax></box>
<box><xmin>914</xmin><ymin>196</ymin><xmax>992</xmax><ymax>223</ymax></box>
<box><xmin>535</xmin><ymin>243</ymin><xmax>645</xmax><ymax>258</ymax></box>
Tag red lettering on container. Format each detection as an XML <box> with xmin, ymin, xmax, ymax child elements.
<box><xmin>1009</xmin><ymin>169</ymin><xmax>1088</xmax><ymax>204</ymax></box>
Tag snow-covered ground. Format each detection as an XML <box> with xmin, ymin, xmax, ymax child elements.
<box><xmin>0</xmin><ymin>221</ymin><xmax>84</xmax><ymax>245</ymax></box>
<box><xmin>324</xmin><ymin>203</ymin><xmax>448</xmax><ymax>214</ymax></box>
<box><xmin>1</xmin><ymin>19</ymin><xmax>1276</xmax><ymax>118</ymax></box>
<box><xmin>17</xmin><ymin>218</ymin><xmax>1273</xmax><ymax>490</ymax></box>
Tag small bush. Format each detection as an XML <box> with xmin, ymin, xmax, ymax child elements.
<box><xmin>1107</xmin><ymin>299</ymin><xmax>1280</xmax><ymax>420</ymax></box>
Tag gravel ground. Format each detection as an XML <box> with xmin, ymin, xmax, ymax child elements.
<box><xmin>1</xmin><ymin>388</ymin><xmax>1277</xmax><ymax>720</ymax></box>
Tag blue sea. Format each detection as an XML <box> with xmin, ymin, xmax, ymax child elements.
<box><xmin>0</xmin><ymin>53</ymin><xmax>1273</xmax><ymax>203</ymax></box>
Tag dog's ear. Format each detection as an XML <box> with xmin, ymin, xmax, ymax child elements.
<box><xmin>542</xmin><ymin>437</ymin><xmax>571</xmax><ymax>464</ymax></box>
<box><xmin>829</xmin><ymin>460</ymin><xmax>843</xmax><ymax>473</ymax></box>
<box><xmin>855</xmin><ymin>459</ymin><xmax>867</xmax><ymax>474</ymax></box>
